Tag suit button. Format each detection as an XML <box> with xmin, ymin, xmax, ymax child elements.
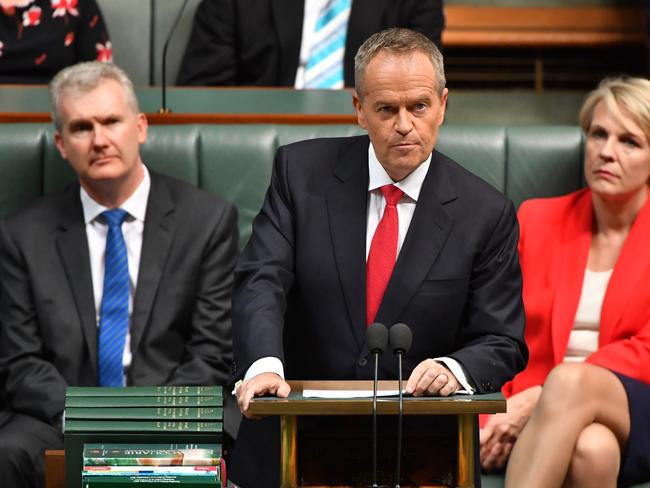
<box><xmin>358</xmin><ymin>358</ymin><xmax>368</xmax><ymax>367</ymax></box>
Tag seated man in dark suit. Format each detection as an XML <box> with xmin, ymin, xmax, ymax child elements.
<box><xmin>0</xmin><ymin>61</ymin><xmax>238</xmax><ymax>488</ymax></box>
<box><xmin>177</xmin><ymin>0</ymin><xmax>444</xmax><ymax>88</ymax></box>
<box><xmin>229</xmin><ymin>28</ymin><xmax>527</xmax><ymax>487</ymax></box>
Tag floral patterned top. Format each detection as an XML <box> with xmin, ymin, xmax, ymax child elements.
<box><xmin>0</xmin><ymin>0</ymin><xmax>111</xmax><ymax>83</ymax></box>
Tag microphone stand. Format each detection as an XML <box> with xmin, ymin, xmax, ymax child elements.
<box><xmin>372</xmin><ymin>348</ymin><xmax>380</xmax><ymax>488</ymax></box>
<box><xmin>366</xmin><ymin>322</ymin><xmax>387</xmax><ymax>488</ymax></box>
<box><xmin>388</xmin><ymin>323</ymin><xmax>412</xmax><ymax>488</ymax></box>
<box><xmin>396</xmin><ymin>350</ymin><xmax>404</xmax><ymax>488</ymax></box>
<box><xmin>159</xmin><ymin>0</ymin><xmax>190</xmax><ymax>114</ymax></box>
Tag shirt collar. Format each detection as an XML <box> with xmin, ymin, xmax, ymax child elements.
<box><xmin>367</xmin><ymin>142</ymin><xmax>431</xmax><ymax>202</ymax></box>
<box><xmin>80</xmin><ymin>165</ymin><xmax>151</xmax><ymax>224</ymax></box>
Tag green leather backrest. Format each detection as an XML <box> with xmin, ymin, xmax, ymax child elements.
<box><xmin>0</xmin><ymin>123</ymin><xmax>585</xmax><ymax>247</ymax></box>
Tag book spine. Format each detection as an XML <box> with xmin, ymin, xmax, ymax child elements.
<box><xmin>83</xmin><ymin>465</ymin><xmax>219</xmax><ymax>474</ymax></box>
<box><xmin>67</xmin><ymin>386</ymin><xmax>222</xmax><ymax>397</ymax></box>
<box><xmin>65</xmin><ymin>420</ymin><xmax>222</xmax><ymax>433</ymax></box>
<box><xmin>81</xmin><ymin>474</ymin><xmax>219</xmax><ymax>487</ymax></box>
<box><xmin>83</xmin><ymin>444</ymin><xmax>221</xmax><ymax>463</ymax></box>
<box><xmin>67</xmin><ymin>407</ymin><xmax>222</xmax><ymax>420</ymax></box>
<box><xmin>65</xmin><ymin>396</ymin><xmax>221</xmax><ymax>408</ymax></box>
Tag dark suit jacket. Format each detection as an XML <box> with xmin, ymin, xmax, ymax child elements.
<box><xmin>0</xmin><ymin>171</ymin><xmax>238</xmax><ymax>427</ymax></box>
<box><xmin>177</xmin><ymin>0</ymin><xmax>444</xmax><ymax>86</ymax></box>
<box><xmin>229</xmin><ymin>136</ymin><xmax>527</xmax><ymax>486</ymax></box>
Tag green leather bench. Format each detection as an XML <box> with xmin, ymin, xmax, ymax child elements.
<box><xmin>0</xmin><ymin>123</ymin><xmax>584</xmax><ymax>246</ymax></box>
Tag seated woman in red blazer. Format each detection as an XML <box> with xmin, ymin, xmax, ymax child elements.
<box><xmin>481</xmin><ymin>76</ymin><xmax>650</xmax><ymax>488</ymax></box>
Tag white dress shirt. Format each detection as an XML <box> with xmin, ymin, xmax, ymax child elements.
<box><xmin>80</xmin><ymin>166</ymin><xmax>150</xmax><ymax>376</ymax></box>
<box><xmin>244</xmin><ymin>145</ymin><xmax>474</xmax><ymax>394</ymax></box>
<box><xmin>294</xmin><ymin>0</ymin><xmax>352</xmax><ymax>88</ymax></box>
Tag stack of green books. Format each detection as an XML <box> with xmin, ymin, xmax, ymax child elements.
<box><xmin>81</xmin><ymin>443</ymin><xmax>225</xmax><ymax>487</ymax></box>
<box><xmin>64</xmin><ymin>386</ymin><xmax>223</xmax><ymax>488</ymax></box>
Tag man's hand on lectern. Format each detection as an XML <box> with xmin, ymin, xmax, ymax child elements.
<box><xmin>236</xmin><ymin>372</ymin><xmax>291</xmax><ymax>418</ymax></box>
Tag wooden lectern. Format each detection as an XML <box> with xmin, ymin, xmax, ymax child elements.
<box><xmin>249</xmin><ymin>380</ymin><xmax>505</xmax><ymax>488</ymax></box>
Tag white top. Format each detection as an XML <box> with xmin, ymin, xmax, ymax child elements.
<box><xmin>563</xmin><ymin>268</ymin><xmax>613</xmax><ymax>363</ymax></box>
<box><xmin>295</xmin><ymin>0</ymin><xmax>351</xmax><ymax>88</ymax></box>
<box><xmin>80</xmin><ymin>166</ymin><xmax>150</xmax><ymax>377</ymax></box>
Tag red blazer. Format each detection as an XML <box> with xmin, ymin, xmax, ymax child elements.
<box><xmin>504</xmin><ymin>188</ymin><xmax>650</xmax><ymax>397</ymax></box>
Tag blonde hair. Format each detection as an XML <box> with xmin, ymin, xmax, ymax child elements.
<box><xmin>579</xmin><ymin>77</ymin><xmax>650</xmax><ymax>141</ymax></box>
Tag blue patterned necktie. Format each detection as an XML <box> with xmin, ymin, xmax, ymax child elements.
<box><xmin>98</xmin><ymin>208</ymin><xmax>130</xmax><ymax>387</ymax></box>
<box><xmin>303</xmin><ymin>0</ymin><xmax>352</xmax><ymax>88</ymax></box>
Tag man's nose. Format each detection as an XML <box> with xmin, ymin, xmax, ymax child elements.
<box><xmin>395</xmin><ymin>108</ymin><xmax>413</xmax><ymax>135</ymax></box>
<box><xmin>92</xmin><ymin>124</ymin><xmax>108</xmax><ymax>147</ymax></box>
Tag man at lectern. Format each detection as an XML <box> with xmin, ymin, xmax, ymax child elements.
<box><xmin>0</xmin><ymin>61</ymin><xmax>238</xmax><ymax>488</ymax></box>
<box><xmin>230</xmin><ymin>28</ymin><xmax>527</xmax><ymax>487</ymax></box>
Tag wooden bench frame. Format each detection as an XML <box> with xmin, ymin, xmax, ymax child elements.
<box><xmin>443</xmin><ymin>6</ymin><xmax>645</xmax><ymax>48</ymax></box>
<box><xmin>442</xmin><ymin>6</ymin><xmax>645</xmax><ymax>91</ymax></box>
<box><xmin>45</xmin><ymin>450</ymin><xmax>64</xmax><ymax>488</ymax></box>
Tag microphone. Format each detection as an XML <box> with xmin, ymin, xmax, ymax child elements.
<box><xmin>159</xmin><ymin>0</ymin><xmax>190</xmax><ymax>113</ymax></box>
<box><xmin>389</xmin><ymin>323</ymin><xmax>412</xmax><ymax>488</ymax></box>
<box><xmin>366</xmin><ymin>322</ymin><xmax>388</xmax><ymax>488</ymax></box>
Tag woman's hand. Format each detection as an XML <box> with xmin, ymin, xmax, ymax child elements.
<box><xmin>480</xmin><ymin>385</ymin><xmax>542</xmax><ymax>471</ymax></box>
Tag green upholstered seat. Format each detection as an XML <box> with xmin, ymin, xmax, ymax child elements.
<box><xmin>0</xmin><ymin>123</ymin><xmax>585</xmax><ymax>247</ymax></box>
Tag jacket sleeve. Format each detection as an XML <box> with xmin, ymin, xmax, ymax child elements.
<box><xmin>176</xmin><ymin>0</ymin><xmax>238</xmax><ymax>86</ymax></box>
<box><xmin>0</xmin><ymin>219</ymin><xmax>68</xmax><ymax>426</ymax></box>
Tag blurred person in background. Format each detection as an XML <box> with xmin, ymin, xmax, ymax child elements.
<box><xmin>177</xmin><ymin>0</ymin><xmax>444</xmax><ymax>88</ymax></box>
<box><xmin>0</xmin><ymin>0</ymin><xmax>111</xmax><ymax>83</ymax></box>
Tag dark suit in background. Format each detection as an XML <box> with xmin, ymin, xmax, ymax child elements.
<box><xmin>229</xmin><ymin>135</ymin><xmax>527</xmax><ymax>486</ymax></box>
<box><xmin>0</xmin><ymin>173</ymin><xmax>237</xmax><ymax>483</ymax></box>
<box><xmin>177</xmin><ymin>0</ymin><xmax>445</xmax><ymax>86</ymax></box>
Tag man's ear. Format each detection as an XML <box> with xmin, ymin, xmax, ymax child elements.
<box><xmin>352</xmin><ymin>90</ymin><xmax>367</xmax><ymax>130</ymax></box>
<box><xmin>54</xmin><ymin>131</ymin><xmax>67</xmax><ymax>160</ymax></box>
<box><xmin>437</xmin><ymin>88</ymin><xmax>449</xmax><ymax>126</ymax></box>
<box><xmin>136</xmin><ymin>112</ymin><xmax>148</xmax><ymax>145</ymax></box>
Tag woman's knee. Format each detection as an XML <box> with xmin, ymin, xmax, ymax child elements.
<box><xmin>566</xmin><ymin>423</ymin><xmax>620</xmax><ymax>487</ymax></box>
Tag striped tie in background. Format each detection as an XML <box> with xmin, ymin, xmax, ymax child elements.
<box><xmin>97</xmin><ymin>208</ymin><xmax>130</xmax><ymax>387</ymax></box>
<box><xmin>303</xmin><ymin>0</ymin><xmax>352</xmax><ymax>89</ymax></box>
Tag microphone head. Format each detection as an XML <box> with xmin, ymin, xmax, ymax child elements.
<box><xmin>366</xmin><ymin>322</ymin><xmax>388</xmax><ymax>354</ymax></box>
<box><xmin>389</xmin><ymin>323</ymin><xmax>412</xmax><ymax>355</ymax></box>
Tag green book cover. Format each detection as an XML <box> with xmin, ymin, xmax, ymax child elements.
<box><xmin>67</xmin><ymin>386</ymin><xmax>222</xmax><ymax>397</ymax></box>
<box><xmin>65</xmin><ymin>420</ymin><xmax>222</xmax><ymax>433</ymax></box>
<box><xmin>83</xmin><ymin>443</ymin><xmax>221</xmax><ymax>466</ymax></box>
<box><xmin>67</xmin><ymin>407</ymin><xmax>223</xmax><ymax>421</ymax></box>
<box><xmin>65</xmin><ymin>395</ymin><xmax>221</xmax><ymax>408</ymax></box>
<box><xmin>81</xmin><ymin>474</ymin><xmax>219</xmax><ymax>487</ymax></box>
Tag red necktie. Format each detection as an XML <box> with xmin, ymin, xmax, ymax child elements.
<box><xmin>366</xmin><ymin>184</ymin><xmax>404</xmax><ymax>325</ymax></box>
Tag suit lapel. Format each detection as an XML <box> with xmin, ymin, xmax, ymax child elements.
<box><xmin>550</xmin><ymin>190</ymin><xmax>592</xmax><ymax>362</ymax></box>
<box><xmin>327</xmin><ymin>137</ymin><xmax>369</xmax><ymax>349</ymax></box>
<box><xmin>55</xmin><ymin>186</ymin><xmax>98</xmax><ymax>378</ymax></box>
<box><xmin>376</xmin><ymin>151</ymin><xmax>454</xmax><ymax>325</ymax></box>
<box><xmin>130</xmin><ymin>173</ymin><xmax>176</xmax><ymax>356</ymax></box>
<box><xmin>600</xmin><ymin>195</ymin><xmax>650</xmax><ymax>343</ymax></box>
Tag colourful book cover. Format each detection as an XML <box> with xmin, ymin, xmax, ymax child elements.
<box><xmin>83</xmin><ymin>444</ymin><xmax>221</xmax><ymax>466</ymax></box>
<box><xmin>82</xmin><ymin>465</ymin><xmax>219</xmax><ymax>474</ymax></box>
